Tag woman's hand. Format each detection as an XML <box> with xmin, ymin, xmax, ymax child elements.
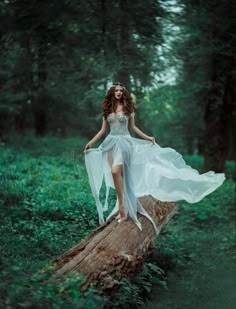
<box><xmin>147</xmin><ymin>136</ymin><xmax>156</xmax><ymax>144</ymax></box>
<box><xmin>84</xmin><ymin>142</ymin><xmax>93</xmax><ymax>153</ymax></box>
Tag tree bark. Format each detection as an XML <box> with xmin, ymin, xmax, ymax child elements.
<box><xmin>116</xmin><ymin>0</ymin><xmax>131</xmax><ymax>89</ymax></box>
<box><xmin>232</xmin><ymin>0</ymin><xmax>236</xmax><ymax>182</ymax></box>
<box><xmin>29</xmin><ymin>38</ymin><xmax>48</xmax><ymax>137</ymax></box>
<box><xmin>203</xmin><ymin>51</ymin><xmax>228</xmax><ymax>173</ymax></box>
<box><xmin>42</xmin><ymin>196</ymin><xmax>178</xmax><ymax>293</ymax></box>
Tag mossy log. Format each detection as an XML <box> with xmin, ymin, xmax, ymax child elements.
<box><xmin>43</xmin><ymin>196</ymin><xmax>178</xmax><ymax>292</ymax></box>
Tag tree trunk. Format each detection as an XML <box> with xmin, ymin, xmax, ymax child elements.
<box><xmin>223</xmin><ymin>76</ymin><xmax>234</xmax><ymax>161</ymax></box>
<box><xmin>29</xmin><ymin>38</ymin><xmax>48</xmax><ymax>137</ymax></box>
<box><xmin>203</xmin><ymin>51</ymin><xmax>228</xmax><ymax>173</ymax></box>
<box><xmin>116</xmin><ymin>0</ymin><xmax>131</xmax><ymax>89</ymax></box>
<box><xmin>15</xmin><ymin>110</ymin><xmax>26</xmax><ymax>134</ymax></box>
<box><xmin>42</xmin><ymin>196</ymin><xmax>178</xmax><ymax>293</ymax></box>
<box><xmin>232</xmin><ymin>0</ymin><xmax>236</xmax><ymax>182</ymax></box>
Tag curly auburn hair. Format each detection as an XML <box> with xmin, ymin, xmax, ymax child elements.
<box><xmin>101</xmin><ymin>82</ymin><xmax>136</xmax><ymax>118</ymax></box>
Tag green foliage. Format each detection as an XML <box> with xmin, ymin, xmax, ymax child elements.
<box><xmin>183</xmin><ymin>155</ymin><xmax>235</xmax><ymax>178</ymax></box>
<box><xmin>0</xmin><ymin>0</ymin><xmax>166</xmax><ymax>137</ymax></box>
<box><xmin>0</xmin><ymin>139</ymin><xmax>234</xmax><ymax>308</ymax></box>
<box><xmin>0</xmin><ymin>0</ymin><xmax>233</xmax><ymax>170</ymax></box>
<box><xmin>0</xmin><ymin>139</ymin><xmax>110</xmax><ymax>307</ymax></box>
<box><xmin>105</xmin><ymin>262</ymin><xmax>167</xmax><ymax>309</ymax></box>
<box><xmin>0</xmin><ymin>267</ymin><xmax>106</xmax><ymax>309</ymax></box>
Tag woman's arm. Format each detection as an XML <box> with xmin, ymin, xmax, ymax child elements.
<box><xmin>84</xmin><ymin>118</ymin><xmax>108</xmax><ymax>152</ymax></box>
<box><xmin>129</xmin><ymin>116</ymin><xmax>156</xmax><ymax>144</ymax></box>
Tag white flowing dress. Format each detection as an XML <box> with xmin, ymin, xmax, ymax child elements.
<box><xmin>84</xmin><ymin>111</ymin><xmax>225</xmax><ymax>235</ymax></box>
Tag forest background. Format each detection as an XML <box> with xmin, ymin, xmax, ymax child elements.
<box><xmin>0</xmin><ymin>0</ymin><xmax>235</xmax><ymax>308</ymax></box>
<box><xmin>0</xmin><ymin>0</ymin><xmax>234</xmax><ymax>171</ymax></box>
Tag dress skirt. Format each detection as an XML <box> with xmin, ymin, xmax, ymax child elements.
<box><xmin>84</xmin><ymin>134</ymin><xmax>225</xmax><ymax>234</ymax></box>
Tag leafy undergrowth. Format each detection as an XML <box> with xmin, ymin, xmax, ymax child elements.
<box><xmin>0</xmin><ymin>135</ymin><xmax>235</xmax><ymax>308</ymax></box>
<box><xmin>143</xmin><ymin>177</ymin><xmax>235</xmax><ymax>309</ymax></box>
<box><xmin>105</xmin><ymin>177</ymin><xmax>235</xmax><ymax>309</ymax></box>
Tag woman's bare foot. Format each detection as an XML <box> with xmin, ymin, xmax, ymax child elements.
<box><xmin>115</xmin><ymin>213</ymin><xmax>121</xmax><ymax>220</ymax></box>
<box><xmin>118</xmin><ymin>217</ymin><xmax>128</xmax><ymax>223</ymax></box>
<box><xmin>116</xmin><ymin>214</ymin><xmax>128</xmax><ymax>220</ymax></box>
<box><xmin>115</xmin><ymin>205</ymin><xmax>128</xmax><ymax>220</ymax></box>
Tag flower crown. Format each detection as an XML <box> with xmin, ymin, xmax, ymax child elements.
<box><xmin>112</xmin><ymin>84</ymin><xmax>126</xmax><ymax>90</ymax></box>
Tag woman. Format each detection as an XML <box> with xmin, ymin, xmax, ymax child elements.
<box><xmin>84</xmin><ymin>82</ymin><xmax>225</xmax><ymax>234</ymax></box>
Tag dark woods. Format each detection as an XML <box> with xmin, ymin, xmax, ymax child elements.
<box><xmin>0</xmin><ymin>0</ymin><xmax>234</xmax><ymax>173</ymax></box>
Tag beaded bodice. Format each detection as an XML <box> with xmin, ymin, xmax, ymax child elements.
<box><xmin>106</xmin><ymin>111</ymin><xmax>134</xmax><ymax>135</ymax></box>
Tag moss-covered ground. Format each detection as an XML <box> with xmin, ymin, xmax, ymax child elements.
<box><xmin>0</xmin><ymin>135</ymin><xmax>235</xmax><ymax>308</ymax></box>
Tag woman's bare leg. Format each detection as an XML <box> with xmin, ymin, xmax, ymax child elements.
<box><xmin>111</xmin><ymin>164</ymin><xmax>127</xmax><ymax>220</ymax></box>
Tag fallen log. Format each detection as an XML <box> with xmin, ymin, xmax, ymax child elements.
<box><xmin>42</xmin><ymin>195</ymin><xmax>178</xmax><ymax>292</ymax></box>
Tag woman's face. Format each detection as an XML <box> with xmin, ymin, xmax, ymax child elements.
<box><xmin>114</xmin><ymin>86</ymin><xmax>124</xmax><ymax>100</ymax></box>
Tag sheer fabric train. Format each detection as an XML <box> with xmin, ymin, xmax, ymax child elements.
<box><xmin>84</xmin><ymin>112</ymin><xmax>225</xmax><ymax>235</ymax></box>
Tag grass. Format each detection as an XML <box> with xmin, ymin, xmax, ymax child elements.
<box><xmin>0</xmin><ymin>134</ymin><xmax>235</xmax><ymax>308</ymax></box>
<box><xmin>144</xmin><ymin>164</ymin><xmax>235</xmax><ymax>308</ymax></box>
